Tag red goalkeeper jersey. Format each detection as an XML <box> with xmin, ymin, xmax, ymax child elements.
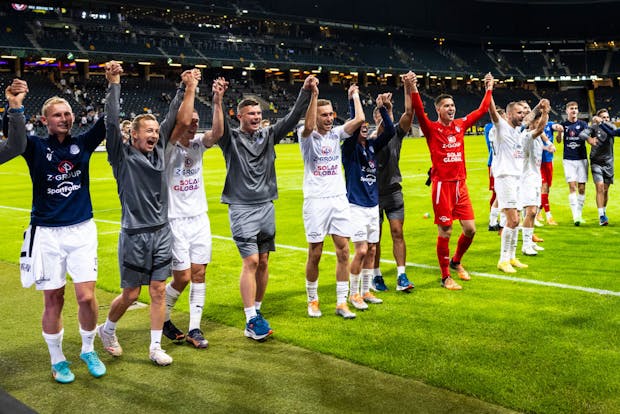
<box><xmin>412</xmin><ymin>90</ymin><xmax>492</xmax><ymax>182</ymax></box>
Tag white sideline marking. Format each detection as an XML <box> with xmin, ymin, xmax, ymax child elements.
<box><xmin>1</xmin><ymin>205</ymin><xmax>618</xmax><ymax>297</ymax></box>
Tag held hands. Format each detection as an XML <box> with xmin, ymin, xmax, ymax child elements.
<box><xmin>484</xmin><ymin>73</ymin><xmax>494</xmax><ymax>91</ymax></box>
<box><xmin>591</xmin><ymin>116</ymin><xmax>602</xmax><ymax>124</ymax></box>
<box><xmin>5</xmin><ymin>79</ymin><xmax>28</xmax><ymax>108</ymax></box>
<box><xmin>212</xmin><ymin>77</ymin><xmax>228</xmax><ymax>104</ymax></box>
<box><xmin>348</xmin><ymin>84</ymin><xmax>359</xmax><ymax>100</ymax></box>
<box><xmin>181</xmin><ymin>69</ymin><xmax>201</xmax><ymax>89</ymax></box>
<box><xmin>382</xmin><ymin>92</ymin><xmax>393</xmax><ymax>111</ymax></box>
<box><xmin>105</xmin><ymin>61</ymin><xmax>123</xmax><ymax>84</ymax></box>
<box><xmin>303</xmin><ymin>75</ymin><xmax>319</xmax><ymax>91</ymax></box>
<box><xmin>538</xmin><ymin>98</ymin><xmax>550</xmax><ymax>113</ymax></box>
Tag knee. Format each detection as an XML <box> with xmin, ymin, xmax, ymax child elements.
<box><xmin>336</xmin><ymin>245</ymin><xmax>350</xmax><ymax>263</ymax></box>
<box><xmin>464</xmin><ymin>228</ymin><xmax>476</xmax><ymax>238</ymax></box>
<box><xmin>122</xmin><ymin>289</ymin><xmax>140</xmax><ymax>304</ymax></box>
<box><xmin>76</xmin><ymin>289</ymin><xmax>95</xmax><ymax>306</ymax></box>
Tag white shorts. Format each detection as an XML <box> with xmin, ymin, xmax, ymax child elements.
<box><xmin>303</xmin><ymin>195</ymin><xmax>352</xmax><ymax>243</ymax></box>
<box><xmin>170</xmin><ymin>214</ymin><xmax>212</xmax><ymax>271</ymax></box>
<box><xmin>519</xmin><ymin>175</ymin><xmax>541</xmax><ymax>208</ymax></box>
<box><xmin>20</xmin><ymin>220</ymin><xmax>98</xmax><ymax>291</ymax></box>
<box><xmin>350</xmin><ymin>204</ymin><xmax>380</xmax><ymax>243</ymax></box>
<box><xmin>495</xmin><ymin>175</ymin><xmax>520</xmax><ymax>210</ymax></box>
<box><xmin>563</xmin><ymin>159</ymin><xmax>588</xmax><ymax>183</ymax></box>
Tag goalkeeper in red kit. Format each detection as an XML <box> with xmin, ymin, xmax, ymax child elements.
<box><xmin>411</xmin><ymin>72</ymin><xmax>494</xmax><ymax>290</ymax></box>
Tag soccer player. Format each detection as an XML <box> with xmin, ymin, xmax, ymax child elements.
<box><xmin>489</xmin><ymin>99</ymin><xmax>549</xmax><ymax>272</ymax></box>
<box><xmin>97</xmin><ymin>64</ymin><xmax>187</xmax><ymax>366</ymax></box>
<box><xmin>211</xmin><ymin>76</ymin><xmax>314</xmax><ymax>340</ymax></box>
<box><xmin>537</xmin><ymin>121</ymin><xmax>561</xmax><ymax>226</ymax></box>
<box><xmin>162</xmin><ymin>72</ymin><xmax>227</xmax><ymax>348</ymax></box>
<box><xmin>7</xmin><ymin>73</ymin><xmax>110</xmax><ymax>383</ymax></box>
<box><xmin>343</xmin><ymin>91</ymin><xmax>396</xmax><ymax>310</ymax></box>
<box><xmin>410</xmin><ymin>72</ymin><xmax>494</xmax><ymax>290</ymax></box>
<box><xmin>372</xmin><ymin>72</ymin><xmax>415</xmax><ymax>292</ymax></box>
<box><xmin>555</xmin><ymin>102</ymin><xmax>595</xmax><ymax>226</ymax></box>
<box><xmin>519</xmin><ymin>105</ymin><xmax>555</xmax><ymax>256</ymax></box>
<box><xmin>580</xmin><ymin>109</ymin><xmax>618</xmax><ymax>226</ymax></box>
<box><xmin>298</xmin><ymin>82</ymin><xmax>363</xmax><ymax>319</ymax></box>
<box><xmin>483</xmin><ymin>109</ymin><xmax>504</xmax><ymax>231</ymax></box>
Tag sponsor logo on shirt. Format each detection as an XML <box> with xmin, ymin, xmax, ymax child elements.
<box><xmin>312</xmin><ymin>164</ymin><xmax>339</xmax><ymax>176</ymax></box>
<box><xmin>443</xmin><ymin>152</ymin><xmax>463</xmax><ymax>163</ymax></box>
<box><xmin>567</xmin><ymin>142</ymin><xmax>581</xmax><ymax>150</ymax></box>
<box><xmin>438</xmin><ymin>215</ymin><xmax>450</xmax><ymax>222</ymax></box>
<box><xmin>48</xmin><ymin>181</ymin><xmax>82</xmax><ymax>197</ymax></box>
<box><xmin>58</xmin><ymin>160</ymin><xmax>74</xmax><ymax>173</ymax></box>
<box><xmin>321</xmin><ymin>146</ymin><xmax>333</xmax><ymax>155</ymax></box>
<box><xmin>360</xmin><ymin>174</ymin><xmax>376</xmax><ymax>185</ymax></box>
<box><xmin>173</xmin><ymin>178</ymin><xmax>200</xmax><ymax>191</ymax></box>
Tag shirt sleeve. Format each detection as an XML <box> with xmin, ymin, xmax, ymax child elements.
<box><xmin>105</xmin><ymin>83</ymin><xmax>124</xmax><ymax>167</ymax></box>
<box><xmin>411</xmin><ymin>92</ymin><xmax>432</xmax><ymax>137</ymax></box>
<box><xmin>371</xmin><ymin>107</ymin><xmax>396</xmax><ymax>153</ymax></box>
<box><xmin>461</xmin><ymin>89</ymin><xmax>492</xmax><ymax>130</ymax></box>
<box><xmin>159</xmin><ymin>85</ymin><xmax>185</xmax><ymax>148</ymax></box>
<box><xmin>271</xmin><ymin>88</ymin><xmax>311</xmax><ymax>143</ymax></box>
<box><xmin>0</xmin><ymin>111</ymin><xmax>27</xmax><ymax>164</ymax></box>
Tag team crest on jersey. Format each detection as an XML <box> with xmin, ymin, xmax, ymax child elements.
<box><xmin>184</xmin><ymin>157</ymin><xmax>194</xmax><ymax>168</ymax></box>
<box><xmin>448</xmin><ymin>135</ymin><xmax>456</xmax><ymax>143</ymax></box>
<box><xmin>70</xmin><ymin>144</ymin><xmax>80</xmax><ymax>155</ymax></box>
<box><xmin>192</xmin><ymin>143</ymin><xmax>199</xmax><ymax>150</ymax></box>
<box><xmin>58</xmin><ymin>161</ymin><xmax>74</xmax><ymax>173</ymax></box>
<box><xmin>455</xmin><ymin>126</ymin><xmax>461</xmax><ymax>133</ymax></box>
<box><xmin>321</xmin><ymin>146</ymin><xmax>333</xmax><ymax>155</ymax></box>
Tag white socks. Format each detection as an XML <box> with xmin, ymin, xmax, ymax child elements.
<box><xmin>150</xmin><ymin>330</ymin><xmax>163</xmax><ymax>350</ymax></box>
<box><xmin>349</xmin><ymin>273</ymin><xmax>360</xmax><ymax>296</ymax></box>
<box><xmin>336</xmin><ymin>281</ymin><xmax>348</xmax><ymax>305</ymax></box>
<box><xmin>79</xmin><ymin>326</ymin><xmax>96</xmax><ymax>354</ymax></box>
<box><xmin>306</xmin><ymin>279</ymin><xmax>318</xmax><ymax>303</ymax></box>
<box><xmin>189</xmin><ymin>282</ymin><xmax>205</xmax><ymax>331</ymax></box>
<box><xmin>165</xmin><ymin>283</ymin><xmax>181</xmax><ymax>321</ymax></box>
<box><xmin>43</xmin><ymin>329</ymin><xmax>65</xmax><ymax>365</ymax></box>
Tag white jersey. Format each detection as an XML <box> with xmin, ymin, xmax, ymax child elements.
<box><xmin>298</xmin><ymin>125</ymin><xmax>350</xmax><ymax>199</ymax></box>
<box><xmin>165</xmin><ymin>134</ymin><xmax>208</xmax><ymax>218</ymax></box>
<box><xmin>491</xmin><ymin>117</ymin><xmax>530</xmax><ymax>177</ymax></box>
<box><xmin>522</xmin><ymin>134</ymin><xmax>543</xmax><ymax>180</ymax></box>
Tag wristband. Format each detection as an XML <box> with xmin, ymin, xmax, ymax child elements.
<box><xmin>8</xmin><ymin>106</ymin><xmax>24</xmax><ymax>113</ymax></box>
<box><xmin>351</xmin><ymin>93</ymin><xmax>359</xmax><ymax>98</ymax></box>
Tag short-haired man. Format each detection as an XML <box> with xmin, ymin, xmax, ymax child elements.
<box><xmin>556</xmin><ymin>102</ymin><xmax>594</xmax><ymax>225</ymax></box>
<box><xmin>298</xmin><ymin>81</ymin><xmax>363</xmax><ymax>319</ymax></box>
<box><xmin>212</xmin><ymin>76</ymin><xmax>313</xmax><ymax>340</ymax></box>
<box><xmin>162</xmin><ymin>72</ymin><xmax>226</xmax><ymax>348</ymax></box>
<box><xmin>343</xmin><ymin>91</ymin><xmax>396</xmax><ymax>309</ymax></box>
<box><xmin>98</xmin><ymin>64</ymin><xmax>187</xmax><ymax>366</ymax></box>
<box><xmin>489</xmin><ymin>99</ymin><xmax>549</xmax><ymax>272</ymax></box>
<box><xmin>580</xmin><ymin>109</ymin><xmax>618</xmax><ymax>226</ymax></box>
<box><xmin>372</xmin><ymin>72</ymin><xmax>415</xmax><ymax>292</ymax></box>
<box><xmin>410</xmin><ymin>72</ymin><xmax>494</xmax><ymax>290</ymax></box>
<box><xmin>7</xmin><ymin>73</ymin><xmax>110</xmax><ymax>383</ymax></box>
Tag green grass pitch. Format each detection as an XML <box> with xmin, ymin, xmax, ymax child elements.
<box><xmin>0</xmin><ymin>135</ymin><xmax>618</xmax><ymax>413</ymax></box>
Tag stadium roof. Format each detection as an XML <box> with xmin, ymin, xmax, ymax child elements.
<box><xmin>39</xmin><ymin>0</ymin><xmax>620</xmax><ymax>41</ymax></box>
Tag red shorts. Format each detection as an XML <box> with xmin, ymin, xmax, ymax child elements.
<box><xmin>431</xmin><ymin>180</ymin><xmax>474</xmax><ymax>226</ymax></box>
<box><xmin>488</xmin><ymin>166</ymin><xmax>495</xmax><ymax>191</ymax></box>
<box><xmin>541</xmin><ymin>161</ymin><xmax>553</xmax><ymax>187</ymax></box>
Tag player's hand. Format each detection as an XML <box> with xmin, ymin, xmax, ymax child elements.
<box><xmin>105</xmin><ymin>61</ymin><xmax>123</xmax><ymax>84</ymax></box>
<box><xmin>6</xmin><ymin>79</ymin><xmax>28</xmax><ymax>108</ymax></box>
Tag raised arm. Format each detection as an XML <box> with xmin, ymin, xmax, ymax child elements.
<box><xmin>104</xmin><ymin>61</ymin><xmax>124</xmax><ymax>165</ymax></box>
<box><xmin>202</xmin><ymin>77</ymin><xmax>228</xmax><ymax>148</ymax></box>
<box><xmin>410</xmin><ymin>72</ymin><xmax>433</xmax><ymax>135</ymax></box>
<box><xmin>170</xmin><ymin>69</ymin><xmax>200</xmax><ymax>146</ymax></box>
<box><xmin>300</xmin><ymin>78</ymin><xmax>318</xmax><ymax>138</ymax></box>
<box><xmin>372</xmin><ymin>94</ymin><xmax>397</xmax><ymax>152</ymax></box>
<box><xmin>159</xmin><ymin>77</ymin><xmax>187</xmax><ymax>147</ymax></box>
<box><xmin>529</xmin><ymin>99</ymin><xmax>549</xmax><ymax>139</ymax></box>
<box><xmin>462</xmin><ymin>73</ymin><xmax>494</xmax><ymax>130</ymax></box>
<box><xmin>0</xmin><ymin>79</ymin><xmax>28</xmax><ymax>164</ymax></box>
<box><xmin>343</xmin><ymin>84</ymin><xmax>365</xmax><ymax>135</ymax></box>
<box><xmin>399</xmin><ymin>72</ymin><xmax>414</xmax><ymax>132</ymax></box>
<box><xmin>271</xmin><ymin>75</ymin><xmax>313</xmax><ymax>142</ymax></box>
<box><xmin>488</xmin><ymin>96</ymin><xmax>501</xmax><ymax>124</ymax></box>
